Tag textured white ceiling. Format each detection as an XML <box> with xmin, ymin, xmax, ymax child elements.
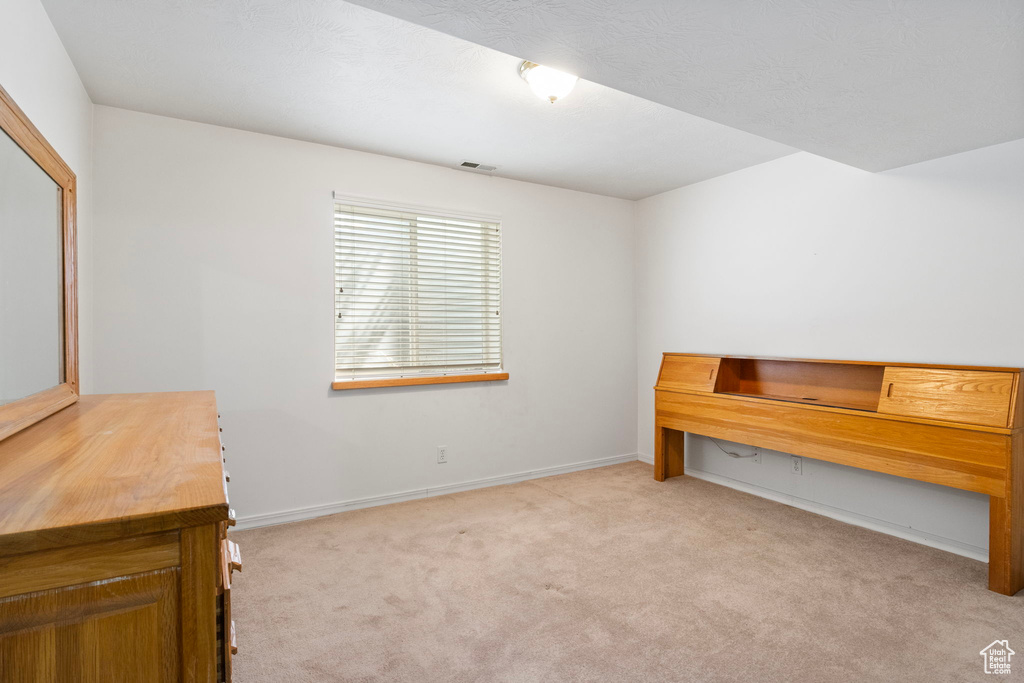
<box><xmin>40</xmin><ymin>0</ymin><xmax>794</xmax><ymax>200</ymax></box>
<box><xmin>346</xmin><ymin>0</ymin><xmax>1024</xmax><ymax>171</ymax></box>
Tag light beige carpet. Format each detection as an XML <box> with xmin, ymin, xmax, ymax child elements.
<box><xmin>231</xmin><ymin>462</ymin><xmax>1023</xmax><ymax>682</ymax></box>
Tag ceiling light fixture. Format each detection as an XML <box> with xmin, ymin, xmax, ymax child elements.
<box><xmin>518</xmin><ymin>61</ymin><xmax>578</xmax><ymax>104</ymax></box>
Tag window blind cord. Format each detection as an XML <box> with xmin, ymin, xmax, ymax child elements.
<box><xmin>708</xmin><ymin>436</ymin><xmax>759</xmax><ymax>459</ymax></box>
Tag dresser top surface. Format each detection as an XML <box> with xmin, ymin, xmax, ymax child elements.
<box><xmin>0</xmin><ymin>391</ymin><xmax>228</xmax><ymax>554</ymax></box>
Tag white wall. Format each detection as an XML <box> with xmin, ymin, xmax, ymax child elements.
<box><xmin>92</xmin><ymin>106</ymin><xmax>637</xmax><ymax>523</ymax></box>
<box><xmin>636</xmin><ymin>141</ymin><xmax>1024</xmax><ymax>559</ymax></box>
<box><xmin>67</xmin><ymin>17</ymin><xmax>1021</xmax><ymax>556</ymax></box>
<box><xmin>0</xmin><ymin>0</ymin><xmax>94</xmax><ymax>392</ymax></box>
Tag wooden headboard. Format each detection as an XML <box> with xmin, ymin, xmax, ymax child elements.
<box><xmin>653</xmin><ymin>352</ymin><xmax>1024</xmax><ymax>595</ymax></box>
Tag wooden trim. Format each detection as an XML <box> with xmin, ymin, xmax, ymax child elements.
<box><xmin>0</xmin><ymin>505</ymin><xmax>229</xmax><ymax>558</ymax></box>
<box><xmin>0</xmin><ymin>383</ymin><xmax>77</xmax><ymax>442</ymax></box>
<box><xmin>0</xmin><ymin>84</ymin><xmax>75</xmax><ymax>185</ymax></box>
<box><xmin>1011</xmin><ymin>372</ymin><xmax>1024</xmax><ymax>430</ymax></box>
<box><xmin>654</xmin><ymin>386</ymin><xmax>1016</xmax><ymax>435</ymax></box>
<box><xmin>181</xmin><ymin>524</ymin><xmax>219</xmax><ymax>683</ymax></box>
<box><xmin>63</xmin><ymin>175</ymin><xmax>79</xmax><ymax>395</ymax></box>
<box><xmin>332</xmin><ymin>372</ymin><xmax>509</xmax><ymax>391</ymax></box>
<box><xmin>0</xmin><ymin>82</ymin><xmax>79</xmax><ymax>442</ymax></box>
<box><xmin>990</xmin><ymin>429</ymin><xmax>1024</xmax><ymax>595</ymax></box>
<box><xmin>656</xmin><ymin>392</ymin><xmax>1009</xmax><ymax>496</ymax></box>
<box><xmin>0</xmin><ymin>532</ymin><xmax>180</xmax><ymax>599</ymax></box>
<box><xmin>662</xmin><ymin>352</ymin><xmax>1020</xmax><ymax>374</ymax></box>
<box><xmin>654</xmin><ymin>425</ymin><xmax>684</xmax><ymax>482</ymax></box>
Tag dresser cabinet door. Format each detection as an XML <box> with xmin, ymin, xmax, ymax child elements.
<box><xmin>0</xmin><ymin>569</ymin><xmax>180</xmax><ymax>683</ymax></box>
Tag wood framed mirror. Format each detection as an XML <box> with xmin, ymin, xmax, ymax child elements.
<box><xmin>0</xmin><ymin>83</ymin><xmax>78</xmax><ymax>441</ymax></box>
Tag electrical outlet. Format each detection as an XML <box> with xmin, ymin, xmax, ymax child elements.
<box><xmin>791</xmin><ymin>455</ymin><xmax>802</xmax><ymax>475</ymax></box>
<box><xmin>437</xmin><ymin>446</ymin><xmax>448</xmax><ymax>464</ymax></box>
<box><xmin>752</xmin><ymin>447</ymin><xmax>761</xmax><ymax>464</ymax></box>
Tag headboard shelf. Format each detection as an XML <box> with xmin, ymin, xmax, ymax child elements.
<box><xmin>713</xmin><ymin>357</ymin><xmax>885</xmax><ymax>412</ymax></box>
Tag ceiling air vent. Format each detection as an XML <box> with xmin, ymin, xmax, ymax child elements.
<box><xmin>459</xmin><ymin>161</ymin><xmax>498</xmax><ymax>172</ymax></box>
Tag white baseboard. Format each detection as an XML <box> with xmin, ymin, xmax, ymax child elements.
<box><xmin>636</xmin><ymin>453</ymin><xmax>987</xmax><ymax>563</ymax></box>
<box><xmin>236</xmin><ymin>452</ymin><xmax>639</xmax><ymax>530</ymax></box>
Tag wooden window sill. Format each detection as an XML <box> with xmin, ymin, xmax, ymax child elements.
<box><xmin>332</xmin><ymin>372</ymin><xmax>509</xmax><ymax>391</ymax></box>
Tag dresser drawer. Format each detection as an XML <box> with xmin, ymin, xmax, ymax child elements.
<box><xmin>224</xmin><ymin>539</ymin><xmax>242</xmax><ymax>575</ymax></box>
<box><xmin>216</xmin><ymin>588</ymin><xmax>233</xmax><ymax>683</ymax></box>
<box><xmin>217</xmin><ymin>529</ymin><xmax>241</xmax><ymax>590</ymax></box>
<box><xmin>216</xmin><ymin>529</ymin><xmax>240</xmax><ymax>682</ymax></box>
<box><xmin>877</xmin><ymin>367</ymin><xmax>1016</xmax><ymax>427</ymax></box>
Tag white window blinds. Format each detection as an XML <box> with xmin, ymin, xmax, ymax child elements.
<box><xmin>334</xmin><ymin>200</ymin><xmax>503</xmax><ymax>382</ymax></box>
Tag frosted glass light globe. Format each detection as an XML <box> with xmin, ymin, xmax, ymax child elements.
<box><xmin>519</xmin><ymin>61</ymin><xmax>579</xmax><ymax>104</ymax></box>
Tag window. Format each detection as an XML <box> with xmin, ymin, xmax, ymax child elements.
<box><xmin>332</xmin><ymin>198</ymin><xmax>506</xmax><ymax>389</ymax></box>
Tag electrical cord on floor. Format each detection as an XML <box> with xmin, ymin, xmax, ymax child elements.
<box><xmin>708</xmin><ymin>436</ymin><xmax>759</xmax><ymax>459</ymax></box>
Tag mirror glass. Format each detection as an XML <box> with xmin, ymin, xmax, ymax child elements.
<box><xmin>0</xmin><ymin>128</ymin><xmax>64</xmax><ymax>406</ymax></box>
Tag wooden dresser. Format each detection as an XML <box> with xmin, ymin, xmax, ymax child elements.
<box><xmin>654</xmin><ymin>353</ymin><xmax>1024</xmax><ymax>595</ymax></box>
<box><xmin>0</xmin><ymin>391</ymin><xmax>241</xmax><ymax>681</ymax></box>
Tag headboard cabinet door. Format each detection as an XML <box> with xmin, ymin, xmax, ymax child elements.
<box><xmin>656</xmin><ymin>356</ymin><xmax>721</xmax><ymax>393</ymax></box>
<box><xmin>877</xmin><ymin>367</ymin><xmax>1015</xmax><ymax>428</ymax></box>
